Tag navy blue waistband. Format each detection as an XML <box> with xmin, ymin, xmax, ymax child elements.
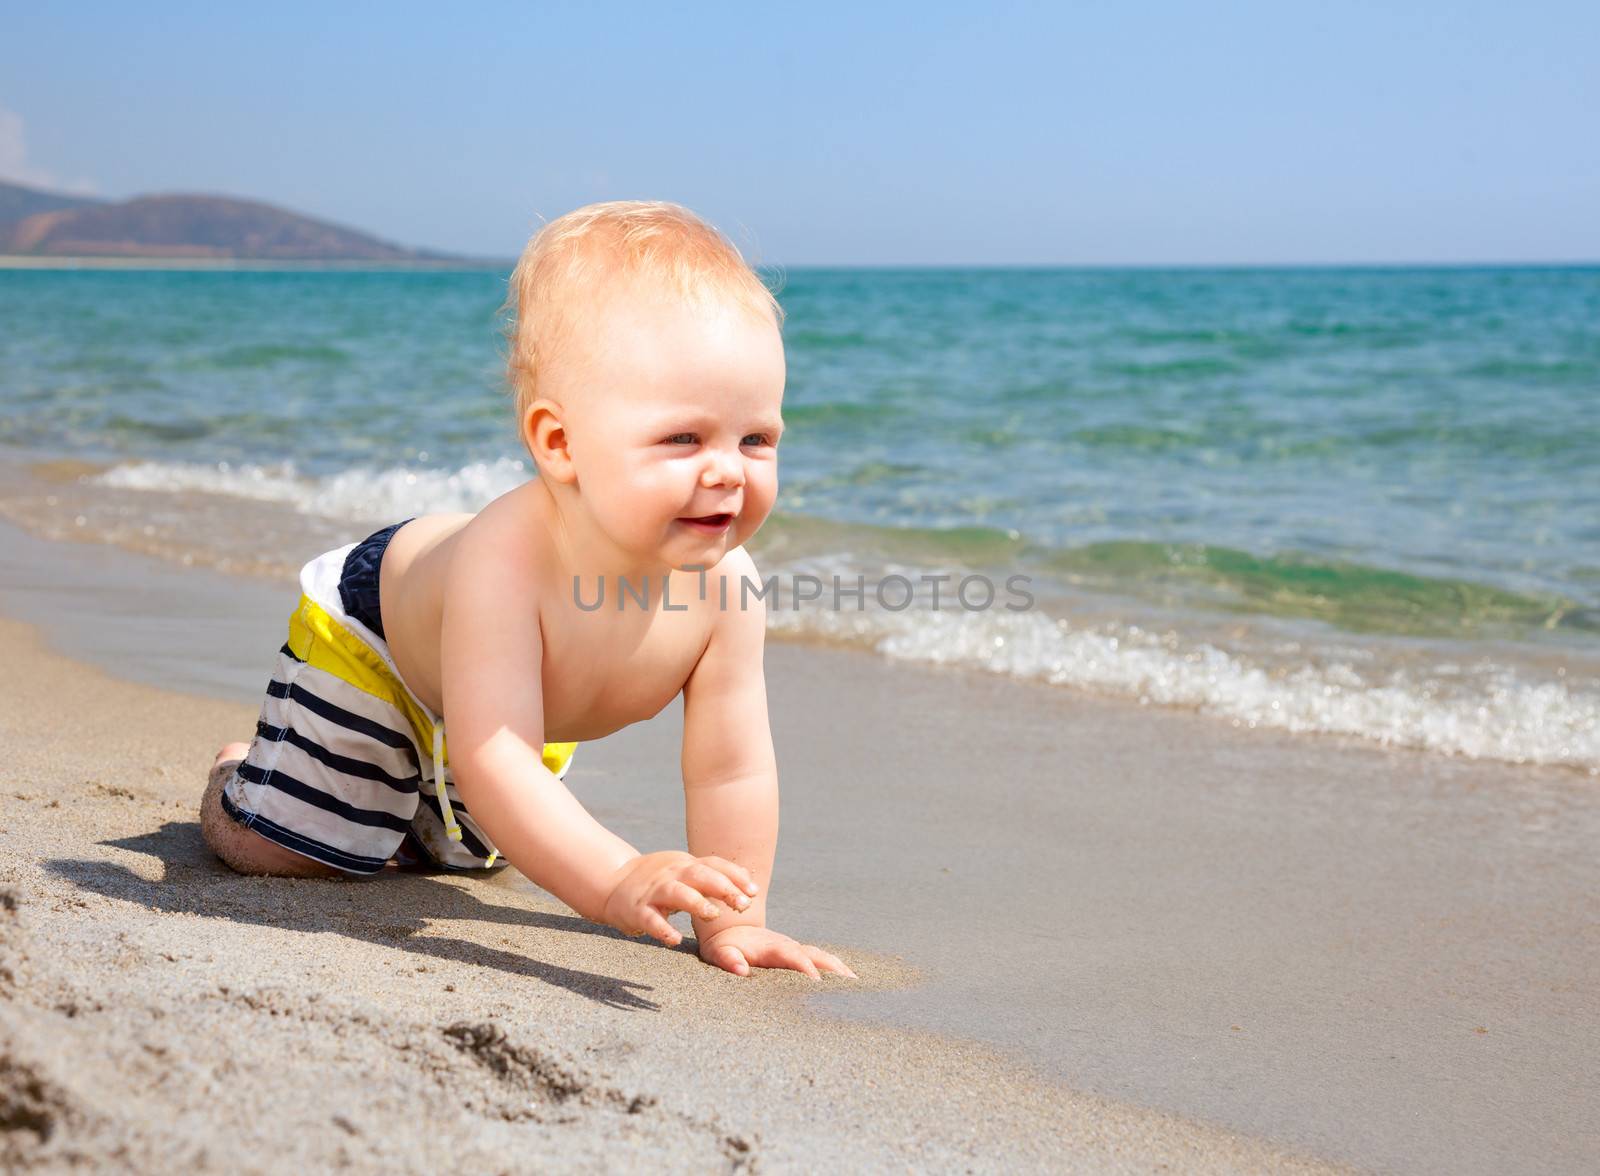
<box><xmin>338</xmin><ymin>519</ymin><xmax>414</xmax><ymax>641</ymax></box>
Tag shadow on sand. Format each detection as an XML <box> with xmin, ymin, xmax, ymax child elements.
<box><xmin>45</xmin><ymin>820</ymin><xmax>693</xmax><ymax>1012</ymax></box>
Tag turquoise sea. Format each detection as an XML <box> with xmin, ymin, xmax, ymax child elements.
<box><xmin>1</xmin><ymin>266</ymin><xmax>1595</xmax><ymax>771</ymax></box>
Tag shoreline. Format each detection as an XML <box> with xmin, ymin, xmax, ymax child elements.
<box><xmin>2</xmin><ymin>519</ymin><xmax>1597</xmax><ymax>1171</ymax></box>
<box><xmin>0</xmin><ymin>450</ymin><xmax>1593</xmax><ymax>780</ymax></box>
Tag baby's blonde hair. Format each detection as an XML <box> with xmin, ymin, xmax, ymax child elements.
<box><xmin>501</xmin><ymin>200</ymin><xmax>784</xmax><ymax>424</ymax></box>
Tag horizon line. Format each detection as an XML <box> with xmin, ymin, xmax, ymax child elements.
<box><xmin>2</xmin><ymin>254</ymin><xmax>1597</xmax><ymax>273</ymax></box>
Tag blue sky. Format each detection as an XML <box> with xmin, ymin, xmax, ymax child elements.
<box><xmin>4</xmin><ymin>1</ymin><xmax>1596</xmax><ymax>264</ymax></box>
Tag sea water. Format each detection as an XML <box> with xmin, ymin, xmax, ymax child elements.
<box><xmin>1</xmin><ymin>265</ymin><xmax>1595</xmax><ymax>771</ymax></box>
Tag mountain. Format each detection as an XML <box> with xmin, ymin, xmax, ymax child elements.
<box><xmin>0</xmin><ymin>179</ymin><xmax>461</xmax><ymax>262</ymax></box>
<box><xmin>0</xmin><ymin>179</ymin><xmax>102</xmax><ymax>226</ymax></box>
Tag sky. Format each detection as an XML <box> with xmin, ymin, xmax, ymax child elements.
<box><xmin>3</xmin><ymin>1</ymin><xmax>1597</xmax><ymax>265</ymax></box>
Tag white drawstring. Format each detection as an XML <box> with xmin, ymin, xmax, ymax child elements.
<box><xmin>432</xmin><ymin>719</ymin><xmax>462</xmax><ymax>843</ymax></box>
<box><xmin>429</xmin><ymin>714</ymin><xmax>497</xmax><ymax>865</ymax></box>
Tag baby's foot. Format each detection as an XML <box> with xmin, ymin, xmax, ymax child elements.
<box><xmin>206</xmin><ymin>742</ymin><xmax>250</xmax><ymax>797</ymax></box>
<box><xmin>212</xmin><ymin>742</ymin><xmax>251</xmax><ymax>777</ymax></box>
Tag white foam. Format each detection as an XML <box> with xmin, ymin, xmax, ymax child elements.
<box><xmin>97</xmin><ymin>458</ymin><xmax>529</xmax><ymax>522</ymax></box>
<box><xmin>95</xmin><ymin>460</ymin><xmax>1600</xmax><ymax>774</ymax></box>
<box><xmin>769</xmin><ymin>600</ymin><xmax>1600</xmax><ymax>774</ymax></box>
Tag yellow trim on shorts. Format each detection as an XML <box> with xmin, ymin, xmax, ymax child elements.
<box><xmin>286</xmin><ymin>593</ymin><xmax>579</xmax><ymax>779</ymax></box>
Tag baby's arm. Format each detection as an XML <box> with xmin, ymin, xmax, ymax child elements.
<box><xmin>440</xmin><ymin>521</ymin><xmax>753</xmax><ymax>938</ymax></box>
<box><xmin>680</xmin><ymin>551</ymin><xmax>854</xmax><ymax>978</ymax></box>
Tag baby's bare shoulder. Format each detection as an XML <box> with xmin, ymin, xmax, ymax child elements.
<box><xmin>448</xmin><ymin>484</ymin><xmax>551</xmax><ymax>578</ymax></box>
<box><xmin>700</xmin><ymin>545</ymin><xmax>769</xmax><ymax>608</ymax></box>
<box><xmin>398</xmin><ymin>487</ymin><xmax>550</xmax><ymax>640</ymax></box>
<box><xmin>691</xmin><ymin>547</ymin><xmax>771</xmax><ymax>650</ymax></box>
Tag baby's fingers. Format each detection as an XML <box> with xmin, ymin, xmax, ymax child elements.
<box><xmin>704</xmin><ymin>941</ymin><xmax>750</xmax><ymax>978</ymax></box>
<box><xmin>661</xmin><ymin>880</ymin><xmax>723</xmax><ymax>921</ymax></box>
<box><xmin>636</xmin><ymin>907</ymin><xmax>682</xmax><ymax>947</ymax></box>
<box><xmin>754</xmin><ymin>940</ymin><xmax>821</xmax><ymax>980</ymax></box>
<box><xmin>809</xmin><ymin>947</ymin><xmax>857</xmax><ymax>979</ymax></box>
<box><xmin>682</xmin><ymin>862</ymin><xmax>754</xmax><ymax>913</ymax></box>
<box><xmin>692</xmin><ymin>855</ymin><xmax>759</xmax><ymax>898</ymax></box>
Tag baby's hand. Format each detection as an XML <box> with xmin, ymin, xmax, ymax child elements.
<box><xmin>601</xmin><ymin>851</ymin><xmax>757</xmax><ymax>947</ymax></box>
<box><xmin>698</xmin><ymin>924</ymin><xmax>857</xmax><ymax>980</ymax></box>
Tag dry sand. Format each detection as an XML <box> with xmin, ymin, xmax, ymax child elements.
<box><xmin>0</xmin><ymin>638</ymin><xmax>1336</xmax><ymax>1172</ymax></box>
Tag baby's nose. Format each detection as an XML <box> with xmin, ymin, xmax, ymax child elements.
<box><xmin>700</xmin><ymin>451</ymin><xmax>744</xmax><ymax>488</ymax></box>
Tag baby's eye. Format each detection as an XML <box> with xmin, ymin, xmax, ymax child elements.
<box><xmin>742</xmin><ymin>433</ymin><xmax>775</xmax><ymax>447</ymax></box>
<box><xmin>665</xmin><ymin>433</ymin><xmax>698</xmax><ymax>445</ymax></box>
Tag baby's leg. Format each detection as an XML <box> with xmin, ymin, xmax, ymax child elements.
<box><xmin>200</xmin><ymin>743</ymin><xmax>342</xmax><ymax>879</ymax></box>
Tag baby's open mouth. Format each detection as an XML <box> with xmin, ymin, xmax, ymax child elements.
<box><xmin>680</xmin><ymin>513</ymin><xmax>733</xmax><ymax>530</ymax></box>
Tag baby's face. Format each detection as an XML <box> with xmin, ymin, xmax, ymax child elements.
<box><xmin>552</xmin><ymin>288</ymin><xmax>786</xmax><ymax>571</ymax></box>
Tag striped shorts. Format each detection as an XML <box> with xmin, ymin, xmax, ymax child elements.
<box><xmin>221</xmin><ymin>522</ymin><xmax>579</xmax><ymax>875</ymax></box>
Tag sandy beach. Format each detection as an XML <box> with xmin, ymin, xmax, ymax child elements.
<box><xmin>1</xmin><ymin>519</ymin><xmax>1596</xmax><ymax>1173</ymax></box>
<box><xmin>0</xmin><ymin>608</ymin><xmax>1336</xmax><ymax>1170</ymax></box>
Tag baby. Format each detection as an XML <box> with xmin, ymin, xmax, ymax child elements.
<box><xmin>199</xmin><ymin>201</ymin><xmax>854</xmax><ymax>980</ymax></box>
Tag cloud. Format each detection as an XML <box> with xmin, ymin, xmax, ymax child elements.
<box><xmin>0</xmin><ymin>106</ymin><xmax>99</xmax><ymax>195</ymax></box>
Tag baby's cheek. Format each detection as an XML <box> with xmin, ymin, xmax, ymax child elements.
<box><xmin>749</xmin><ymin>472</ymin><xmax>779</xmax><ymax>521</ymax></box>
<box><xmin>736</xmin><ymin>503</ymin><xmax>775</xmax><ymax>547</ymax></box>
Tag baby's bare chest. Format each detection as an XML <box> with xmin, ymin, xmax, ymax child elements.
<box><xmin>536</xmin><ymin>602</ymin><xmax>712</xmax><ymax>742</ymax></box>
<box><xmin>378</xmin><ymin>508</ymin><xmax>719</xmax><ymax>742</ymax></box>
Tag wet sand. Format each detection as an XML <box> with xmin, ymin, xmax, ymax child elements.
<box><xmin>2</xmin><ymin>519</ymin><xmax>1596</xmax><ymax>1172</ymax></box>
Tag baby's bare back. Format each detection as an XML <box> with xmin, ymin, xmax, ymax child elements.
<box><xmin>379</xmin><ymin>480</ymin><xmax>721</xmax><ymax>743</ymax></box>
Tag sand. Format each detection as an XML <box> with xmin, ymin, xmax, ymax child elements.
<box><xmin>0</xmin><ymin>612</ymin><xmax>1342</xmax><ymax>1174</ymax></box>
<box><xmin>2</xmin><ymin>520</ymin><xmax>1596</xmax><ymax>1172</ymax></box>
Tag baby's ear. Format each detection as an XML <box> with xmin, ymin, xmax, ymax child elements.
<box><xmin>522</xmin><ymin>400</ymin><xmax>576</xmax><ymax>484</ymax></box>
